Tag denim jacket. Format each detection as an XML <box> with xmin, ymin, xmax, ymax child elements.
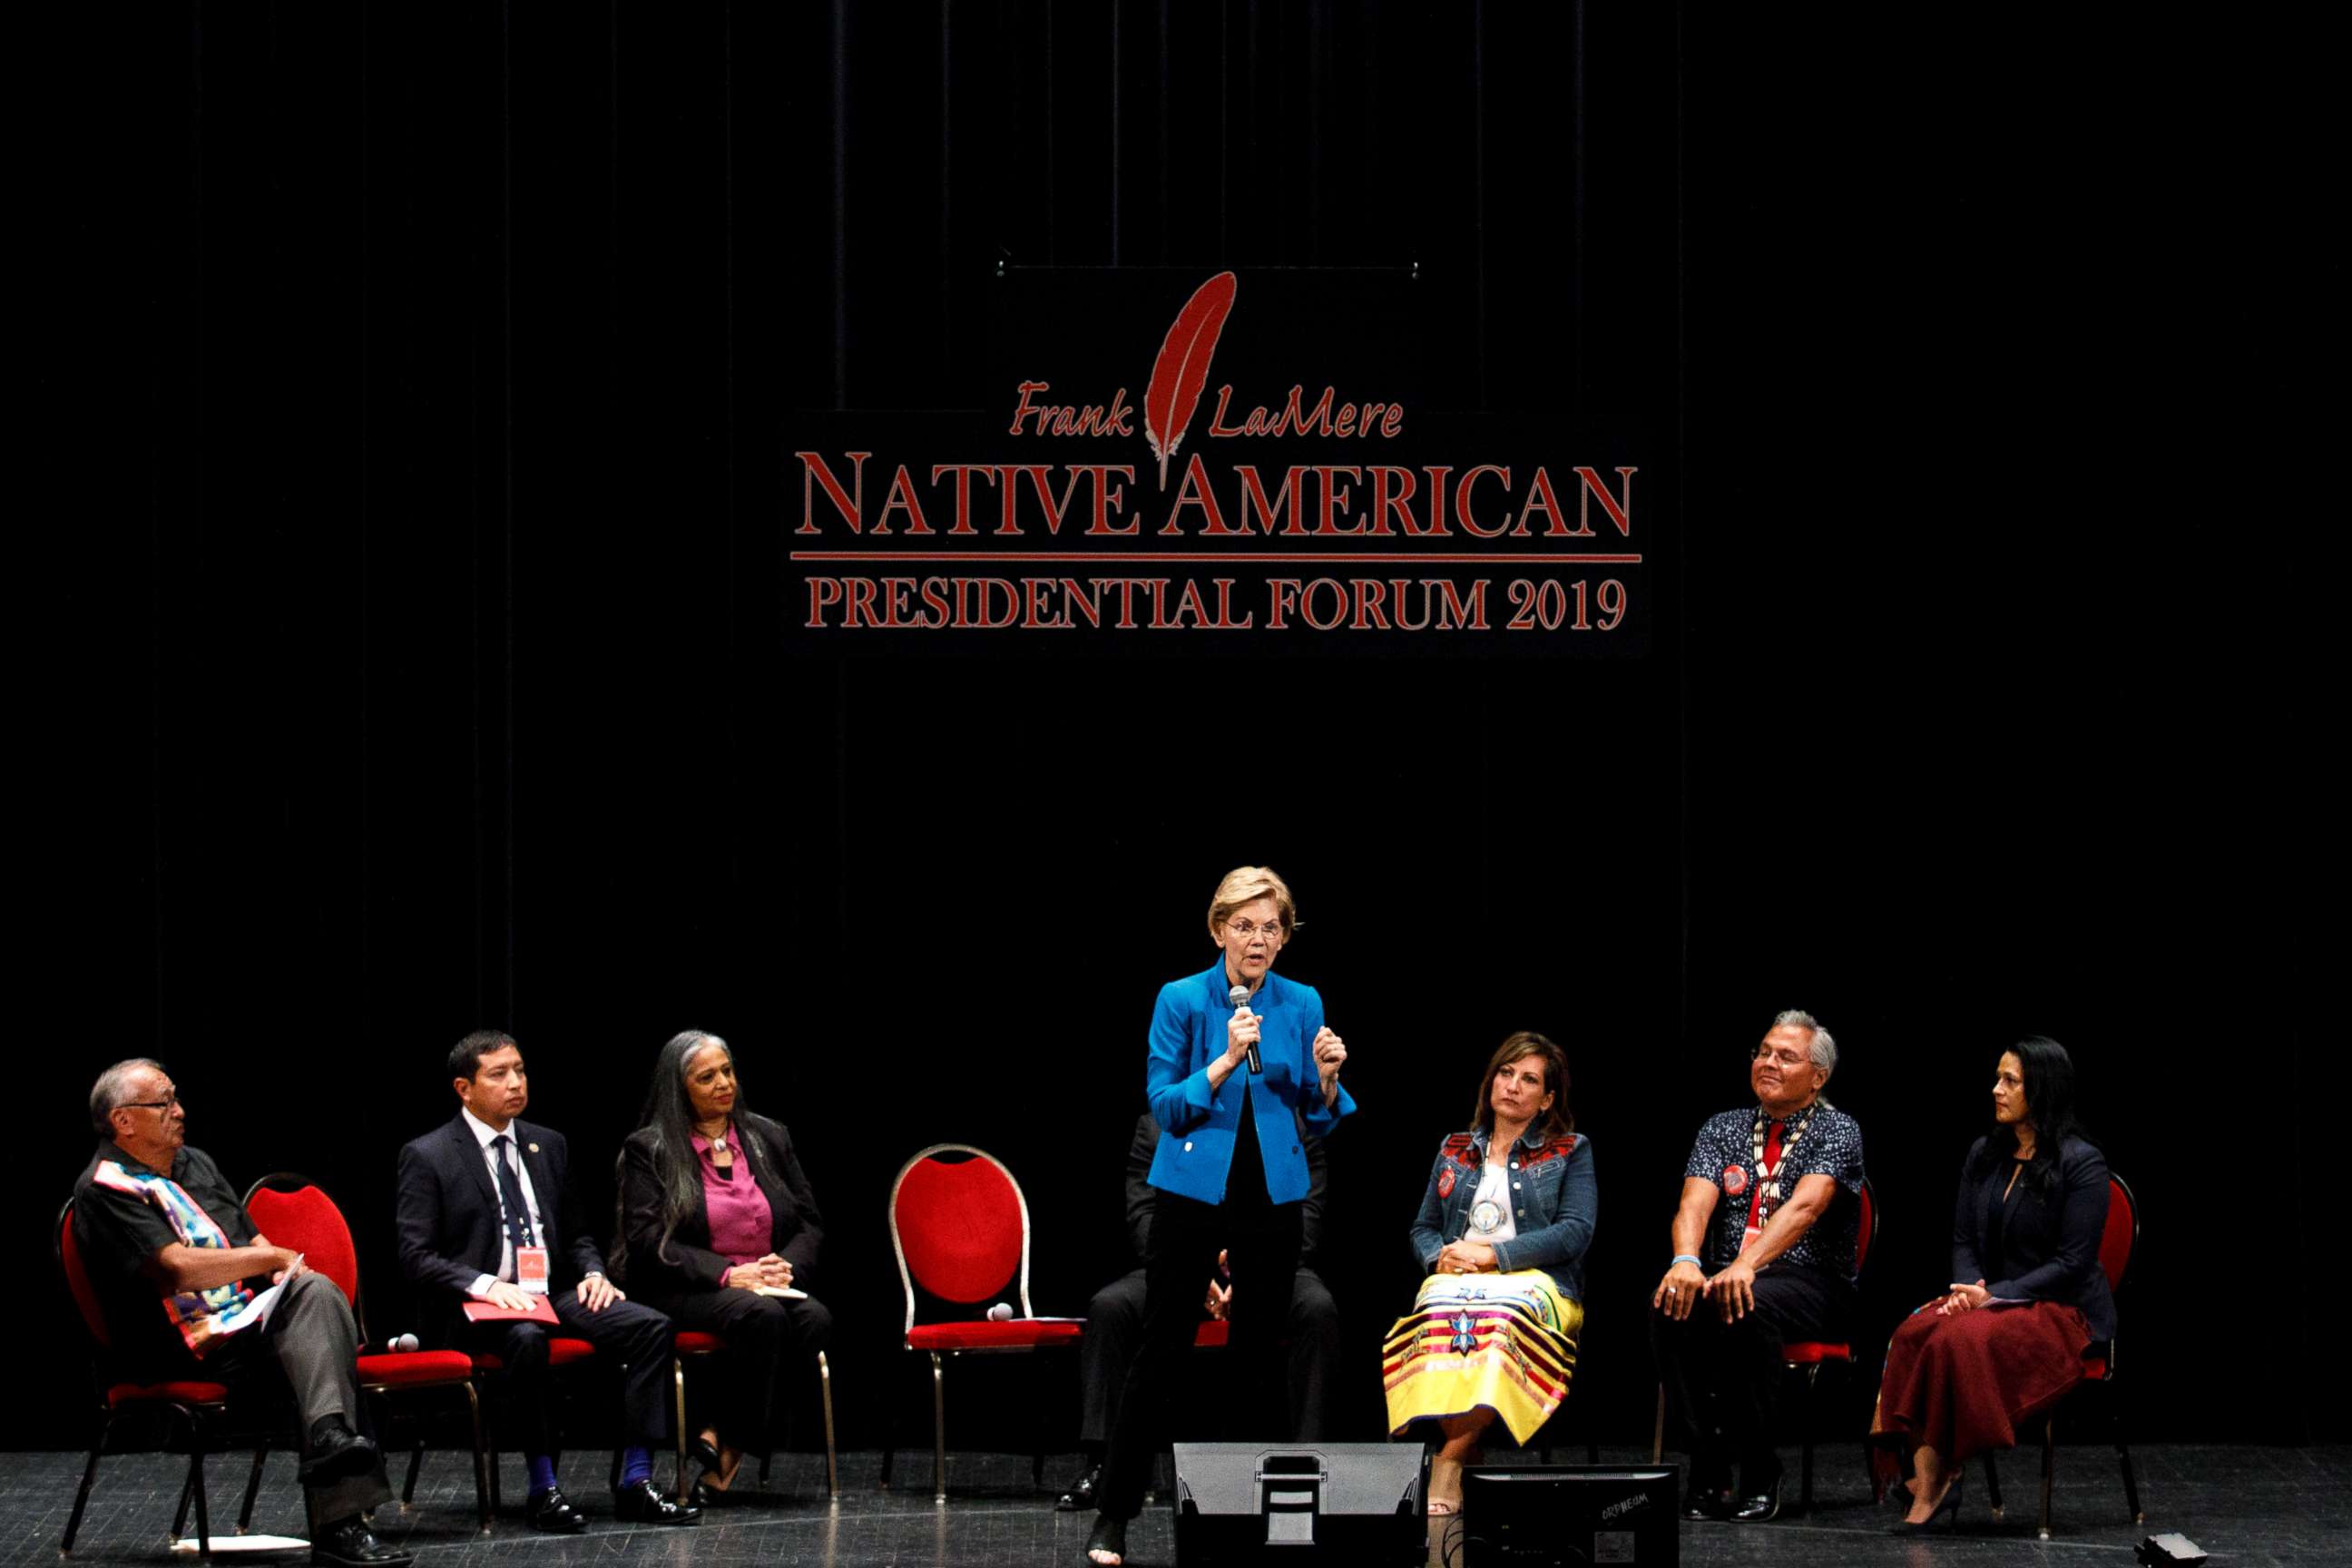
<box><xmin>1409</xmin><ymin>1127</ymin><xmax>1596</xmax><ymax>1299</ymax></box>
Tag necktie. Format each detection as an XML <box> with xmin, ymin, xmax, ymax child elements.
<box><xmin>489</xmin><ymin>1134</ymin><xmax>538</xmax><ymax>1265</ymax></box>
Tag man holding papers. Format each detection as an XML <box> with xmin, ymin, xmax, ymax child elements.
<box><xmin>74</xmin><ymin>1059</ymin><xmax>407</xmax><ymax>1567</ymax></box>
<box><xmin>394</xmin><ymin>1031</ymin><xmax>697</xmax><ymax>1531</ymax></box>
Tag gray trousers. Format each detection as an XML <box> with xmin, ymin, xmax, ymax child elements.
<box><xmin>218</xmin><ymin>1270</ymin><xmax>393</xmax><ymax>1526</ymax></box>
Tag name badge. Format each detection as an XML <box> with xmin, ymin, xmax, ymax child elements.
<box><xmin>516</xmin><ymin>1245</ymin><xmax>551</xmax><ymax>1294</ymax></box>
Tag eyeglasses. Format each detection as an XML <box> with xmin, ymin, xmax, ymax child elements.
<box><xmin>1227</xmin><ymin>919</ymin><xmax>1286</xmax><ymax>940</ymax></box>
<box><xmin>120</xmin><ymin>1094</ymin><xmax>182</xmax><ymax>1112</ymax></box>
<box><xmin>1751</xmin><ymin>1049</ymin><xmax>1812</xmax><ymax>1070</ymax></box>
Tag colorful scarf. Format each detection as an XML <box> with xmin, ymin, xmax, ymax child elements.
<box><xmin>90</xmin><ymin>1159</ymin><xmax>257</xmax><ymax>1358</ymax></box>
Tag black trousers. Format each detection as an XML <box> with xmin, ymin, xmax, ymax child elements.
<box><xmin>203</xmin><ymin>1270</ymin><xmax>393</xmax><ymax>1527</ymax></box>
<box><xmin>1649</xmin><ymin>1265</ymin><xmax>1851</xmax><ymax>1487</ymax></box>
<box><xmin>464</xmin><ymin>1292</ymin><xmax>675</xmax><ymax>1457</ymax></box>
<box><xmin>1078</xmin><ymin>1265</ymin><xmax>1339</xmax><ymax>1446</ymax></box>
<box><xmin>652</xmin><ymin>1288</ymin><xmax>833</xmax><ymax>1458</ymax></box>
<box><xmin>1097</xmin><ymin>1190</ymin><xmax>1304</xmax><ymax>1521</ymax></box>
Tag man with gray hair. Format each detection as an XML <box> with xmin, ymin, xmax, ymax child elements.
<box><xmin>1647</xmin><ymin>1011</ymin><xmax>1866</xmax><ymax>1524</ymax></box>
<box><xmin>72</xmin><ymin>1059</ymin><xmax>410</xmax><ymax>1566</ymax></box>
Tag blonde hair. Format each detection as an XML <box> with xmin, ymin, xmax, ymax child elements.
<box><xmin>1206</xmin><ymin>865</ymin><xmax>1299</xmax><ymax>943</ymax></box>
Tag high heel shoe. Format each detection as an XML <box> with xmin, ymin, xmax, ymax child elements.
<box><xmin>1887</xmin><ymin>1473</ymin><xmax>1963</xmax><ymax>1534</ymax></box>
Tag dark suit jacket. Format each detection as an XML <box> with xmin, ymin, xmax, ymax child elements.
<box><xmin>395</xmin><ymin>1113</ymin><xmax>606</xmax><ymax>1334</ymax></box>
<box><xmin>618</xmin><ymin>1112</ymin><xmax>824</xmax><ymax>1298</ymax></box>
<box><xmin>1950</xmin><ymin>1133</ymin><xmax>2117</xmax><ymax>1343</ymax></box>
<box><xmin>1123</xmin><ymin>1112</ymin><xmax>1327</xmax><ymax>1265</ymax></box>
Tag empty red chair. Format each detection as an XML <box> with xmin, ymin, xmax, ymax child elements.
<box><xmin>244</xmin><ymin>1175</ymin><xmax>490</xmax><ymax>1532</ymax></box>
<box><xmin>883</xmin><ymin>1144</ymin><xmax>1083</xmax><ymax>1502</ymax></box>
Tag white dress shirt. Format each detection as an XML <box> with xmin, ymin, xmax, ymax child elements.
<box><xmin>460</xmin><ymin>1105</ymin><xmax>549</xmax><ymax>1299</ymax></box>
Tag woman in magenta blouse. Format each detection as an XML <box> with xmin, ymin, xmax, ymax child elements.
<box><xmin>621</xmin><ymin>1030</ymin><xmax>829</xmax><ymax>1501</ymax></box>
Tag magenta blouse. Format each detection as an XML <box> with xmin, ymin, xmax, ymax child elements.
<box><xmin>692</xmin><ymin>1126</ymin><xmax>775</xmax><ymax>1266</ymax></box>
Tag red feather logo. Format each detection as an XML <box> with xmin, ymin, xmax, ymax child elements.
<box><xmin>1144</xmin><ymin>271</ymin><xmax>1238</xmax><ymax>488</ymax></box>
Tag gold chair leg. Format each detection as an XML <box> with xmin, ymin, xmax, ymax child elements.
<box><xmin>673</xmin><ymin>1357</ymin><xmax>690</xmax><ymax>1503</ymax></box>
<box><xmin>818</xmin><ymin>1351</ymin><xmax>839</xmax><ymax>1502</ymax></box>
<box><xmin>1651</xmin><ymin>1382</ymin><xmax>1666</xmax><ymax>1465</ymax></box>
<box><xmin>463</xmin><ymin>1380</ymin><xmax>491</xmax><ymax>1534</ymax></box>
<box><xmin>2038</xmin><ymin>1413</ymin><xmax>2057</xmax><ymax>1540</ymax></box>
<box><xmin>930</xmin><ymin>1351</ymin><xmax>948</xmax><ymax>1504</ymax></box>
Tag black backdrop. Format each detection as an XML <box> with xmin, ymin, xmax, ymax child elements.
<box><xmin>27</xmin><ymin>5</ymin><xmax>2319</xmax><ymax>1451</ymax></box>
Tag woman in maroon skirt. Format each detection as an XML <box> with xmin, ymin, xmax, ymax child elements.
<box><xmin>1874</xmin><ymin>1036</ymin><xmax>2114</xmax><ymax>1534</ymax></box>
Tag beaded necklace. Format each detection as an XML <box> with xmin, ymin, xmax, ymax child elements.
<box><xmin>1749</xmin><ymin>1097</ymin><xmax>1820</xmax><ymax>1225</ymax></box>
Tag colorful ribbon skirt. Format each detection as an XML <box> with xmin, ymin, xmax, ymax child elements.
<box><xmin>1383</xmin><ymin>1268</ymin><xmax>1582</xmax><ymax>1445</ymax></box>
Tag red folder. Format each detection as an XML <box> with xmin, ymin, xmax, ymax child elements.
<box><xmin>463</xmin><ymin>1296</ymin><xmax>559</xmax><ymax>1326</ymax></box>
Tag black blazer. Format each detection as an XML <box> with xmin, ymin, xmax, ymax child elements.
<box><xmin>618</xmin><ymin>1112</ymin><xmax>824</xmax><ymax>1299</ymax></box>
<box><xmin>395</xmin><ymin>1113</ymin><xmax>606</xmax><ymax>1331</ymax></box>
<box><xmin>1950</xmin><ymin>1133</ymin><xmax>2117</xmax><ymax>1343</ymax></box>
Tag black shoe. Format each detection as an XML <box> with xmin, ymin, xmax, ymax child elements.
<box><xmin>612</xmin><ymin>1476</ymin><xmax>703</xmax><ymax>1526</ymax></box>
<box><xmin>1083</xmin><ymin>1514</ymin><xmax>1127</xmax><ymax>1566</ymax></box>
<box><xmin>1727</xmin><ymin>1475</ymin><xmax>1782</xmax><ymax>1523</ymax></box>
<box><xmin>1056</xmin><ymin>1464</ymin><xmax>1102</xmax><ymax>1513</ymax></box>
<box><xmin>1681</xmin><ymin>1482</ymin><xmax>1733</xmax><ymax>1521</ymax></box>
<box><xmin>525</xmin><ymin>1487</ymin><xmax>588</xmax><ymax>1534</ymax></box>
<box><xmin>311</xmin><ymin>1517</ymin><xmax>413</xmax><ymax>1566</ymax></box>
<box><xmin>299</xmin><ymin>1417</ymin><xmax>380</xmax><ymax>1485</ymax></box>
<box><xmin>1888</xmin><ymin>1474</ymin><xmax>1963</xmax><ymax>1535</ymax></box>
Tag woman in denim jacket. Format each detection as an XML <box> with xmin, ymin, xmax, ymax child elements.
<box><xmin>1383</xmin><ymin>1032</ymin><xmax>1596</xmax><ymax>1515</ymax></box>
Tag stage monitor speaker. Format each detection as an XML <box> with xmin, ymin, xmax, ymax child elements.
<box><xmin>1462</xmin><ymin>1464</ymin><xmax>1680</xmax><ymax>1566</ymax></box>
<box><xmin>1171</xmin><ymin>1442</ymin><xmax>1424</xmax><ymax>1565</ymax></box>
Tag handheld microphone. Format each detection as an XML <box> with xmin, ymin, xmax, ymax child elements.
<box><xmin>985</xmin><ymin>1302</ymin><xmax>1014</xmax><ymax>1322</ymax></box>
<box><xmin>383</xmin><ymin>1333</ymin><xmax>420</xmax><ymax>1354</ymax></box>
<box><xmin>1228</xmin><ymin>985</ymin><xmax>1262</xmax><ymax>1074</ymax></box>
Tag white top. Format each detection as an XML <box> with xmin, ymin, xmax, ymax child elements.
<box><xmin>1465</xmin><ymin>1162</ymin><xmax>1519</xmax><ymax>1246</ymax></box>
<box><xmin>460</xmin><ymin>1105</ymin><xmax>548</xmax><ymax>1298</ymax></box>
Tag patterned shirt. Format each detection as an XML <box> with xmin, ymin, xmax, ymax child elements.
<box><xmin>1681</xmin><ymin>1102</ymin><xmax>1866</xmax><ymax>1281</ymax></box>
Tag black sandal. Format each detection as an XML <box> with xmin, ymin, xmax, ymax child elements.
<box><xmin>1083</xmin><ymin>1513</ymin><xmax>1127</xmax><ymax>1566</ymax></box>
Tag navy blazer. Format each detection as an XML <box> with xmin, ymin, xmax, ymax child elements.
<box><xmin>1144</xmin><ymin>959</ymin><xmax>1355</xmax><ymax>1207</ymax></box>
<box><xmin>395</xmin><ymin>1113</ymin><xmax>606</xmax><ymax>1328</ymax></box>
<box><xmin>1950</xmin><ymin>1134</ymin><xmax>2117</xmax><ymax>1344</ymax></box>
<box><xmin>618</xmin><ymin>1112</ymin><xmax>825</xmax><ymax>1298</ymax></box>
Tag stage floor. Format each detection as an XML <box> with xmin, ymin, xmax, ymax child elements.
<box><xmin>9</xmin><ymin>1445</ymin><xmax>2338</xmax><ymax>1566</ymax></box>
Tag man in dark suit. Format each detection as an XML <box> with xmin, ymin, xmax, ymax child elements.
<box><xmin>1055</xmin><ymin>1111</ymin><xmax>1342</xmax><ymax>1513</ymax></box>
<box><xmin>74</xmin><ymin>1059</ymin><xmax>409</xmax><ymax>1567</ymax></box>
<box><xmin>394</xmin><ymin>1031</ymin><xmax>698</xmax><ymax>1532</ymax></box>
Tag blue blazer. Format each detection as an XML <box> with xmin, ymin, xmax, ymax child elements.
<box><xmin>1145</xmin><ymin>959</ymin><xmax>1356</xmax><ymax>1206</ymax></box>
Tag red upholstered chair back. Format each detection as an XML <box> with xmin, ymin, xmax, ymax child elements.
<box><xmin>1854</xmin><ymin>1177</ymin><xmax>1878</xmax><ymax>1277</ymax></box>
<box><xmin>889</xmin><ymin>1145</ymin><xmax>1034</xmax><ymax>1331</ymax></box>
<box><xmin>56</xmin><ymin>1200</ymin><xmax>112</xmax><ymax>1349</ymax></box>
<box><xmin>243</xmin><ymin>1176</ymin><xmax>364</xmax><ymax>1320</ymax></box>
<box><xmin>2098</xmin><ymin>1172</ymin><xmax>2138</xmax><ymax>1293</ymax></box>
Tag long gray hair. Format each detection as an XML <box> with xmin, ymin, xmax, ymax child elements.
<box><xmin>632</xmin><ymin>1030</ymin><xmax>764</xmax><ymax>1271</ymax></box>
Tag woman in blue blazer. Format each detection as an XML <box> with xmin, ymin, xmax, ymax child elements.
<box><xmin>1084</xmin><ymin>866</ymin><xmax>1356</xmax><ymax>1568</ymax></box>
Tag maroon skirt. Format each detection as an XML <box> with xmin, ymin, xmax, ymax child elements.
<box><xmin>1872</xmin><ymin>1300</ymin><xmax>2092</xmax><ymax>1465</ymax></box>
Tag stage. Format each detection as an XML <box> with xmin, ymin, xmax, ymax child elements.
<box><xmin>12</xmin><ymin>1445</ymin><xmax>2336</xmax><ymax>1567</ymax></box>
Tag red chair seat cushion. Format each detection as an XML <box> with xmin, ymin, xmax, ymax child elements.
<box><xmin>1194</xmin><ymin>1321</ymin><xmax>1230</xmax><ymax>1349</ymax></box>
<box><xmin>1782</xmin><ymin>1341</ymin><xmax>1851</xmax><ymax>1366</ymax></box>
<box><xmin>907</xmin><ymin>1319</ymin><xmax>1085</xmax><ymax>1352</ymax></box>
<box><xmin>2082</xmin><ymin>1357</ymin><xmax>2108</xmax><ymax>1380</ymax></box>
<box><xmin>108</xmin><ymin>1380</ymin><xmax>230</xmax><ymax>1408</ymax></box>
<box><xmin>676</xmin><ymin>1332</ymin><xmax>728</xmax><ymax>1355</ymax></box>
<box><xmin>472</xmin><ymin>1337</ymin><xmax>597</xmax><ymax>1373</ymax></box>
<box><xmin>357</xmin><ymin>1349</ymin><xmax>476</xmax><ymax>1387</ymax></box>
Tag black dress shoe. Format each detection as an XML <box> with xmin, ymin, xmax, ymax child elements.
<box><xmin>1056</xmin><ymin>1464</ymin><xmax>1102</xmax><ymax>1513</ymax></box>
<box><xmin>311</xmin><ymin>1517</ymin><xmax>413</xmax><ymax>1566</ymax></box>
<box><xmin>1727</xmin><ymin>1475</ymin><xmax>1782</xmax><ymax>1523</ymax></box>
<box><xmin>612</xmin><ymin>1476</ymin><xmax>703</xmax><ymax>1526</ymax></box>
<box><xmin>526</xmin><ymin>1487</ymin><xmax>588</xmax><ymax>1534</ymax></box>
<box><xmin>299</xmin><ymin>1417</ymin><xmax>380</xmax><ymax>1485</ymax></box>
<box><xmin>1681</xmin><ymin>1482</ymin><xmax>1733</xmax><ymax>1520</ymax></box>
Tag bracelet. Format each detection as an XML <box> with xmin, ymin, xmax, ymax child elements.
<box><xmin>1670</xmin><ymin>1254</ymin><xmax>1701</xmax><ymax>1268</ymax></box>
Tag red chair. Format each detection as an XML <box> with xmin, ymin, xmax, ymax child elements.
<box><xmin>670</xmin><ymin>1332</ymin><xmax>838</xmax><ymax>1502</ymax></box>
<box><xmin>1651</xmin><ymin>1176</ymin><xmax>1879</xmax><ymax>1515</ymax></box>
<box><xmin>882</xmin><ymin>1144</ymin><xmax>1083</xmax><ymax>1502</ymax></box>
<box><xmin>243</xmin><ymin>1175</ymin><xmax>491</xmax><ymax>1532</ymax></box>
<box><xmin>1979</xmin><ymin>1172</ymin><xmax>2142</xmax><ymax>1540</ymax></box>
<box><xmin>56</xmin><ymin>1198</ymin><xmax>271</xmax><ymax>1558</ymax></box>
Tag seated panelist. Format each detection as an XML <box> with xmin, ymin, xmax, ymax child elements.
<box><xmin>394</xmin><ymin>1031</ymin><xmax>699</xmax><ymax>1533</ymax></box>
<box><xmin>1872</xmin><ymin>1036</ymin><xmax>2115</xmax><ymax>1534</ymax></box>
<box><xmin>620</xmin><ymin>1029</ymin><xmax>831</xmax><ymax>1504</ymax></box>
<box><xmin>1383</xmin><ymin>1032</ymin><xmax>1595</xmax><ymax>1517</ymax></box>
<box><xmin>73</xmin><ymin>1059</ymin><xmax>408</xmax><ymax>1568</ymax></box>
